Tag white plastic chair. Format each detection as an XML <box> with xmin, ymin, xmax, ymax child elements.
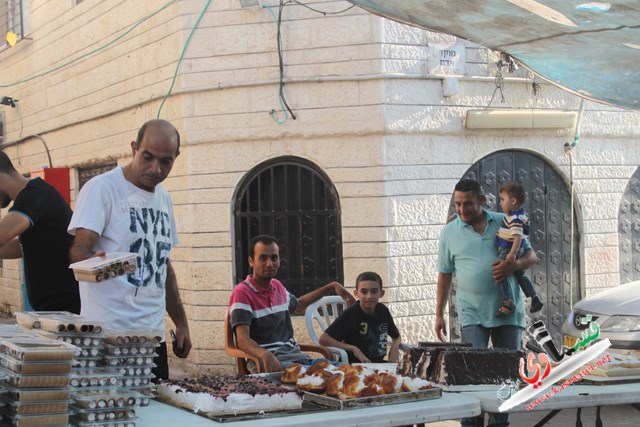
<box><xmin>305</xmin><ymin>296</ymin><xmax>350</xmax><ymax>363</ymax></box>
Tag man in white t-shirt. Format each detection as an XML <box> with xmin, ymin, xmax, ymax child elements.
<box><xmin>68</xmin><ymin>119</ymin><xmax>191</xmax><ymax>380</ymax></box>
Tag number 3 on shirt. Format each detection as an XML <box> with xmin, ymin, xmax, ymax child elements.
<box><xmin>359</xmin><ymin>322</ymin><xmax>368</xmax><ymax>335</ymax></box>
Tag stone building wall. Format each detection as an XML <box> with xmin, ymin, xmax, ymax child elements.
<box><xmin>0</xmin><ymin>0</ymin><xmax>637</xmax><ymax>374</ymax></box>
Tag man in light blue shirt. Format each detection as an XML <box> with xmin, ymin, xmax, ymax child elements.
<box><xmin>436</xmin><ymin>179</ymin><xmax>537</xmax><ymax>427</ymax></box>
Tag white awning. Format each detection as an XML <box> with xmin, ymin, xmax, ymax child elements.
<box><xmin>348</xmin><ymin>0</ymin><xmax>640</xmax><ymax>110</ymax></box>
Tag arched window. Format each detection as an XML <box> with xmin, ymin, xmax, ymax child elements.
<box><xmin>233</xmin><ymin>157</ymin><xmax>344</xmax><ymax>297</ymax></box>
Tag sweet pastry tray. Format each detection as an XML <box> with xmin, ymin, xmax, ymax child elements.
<box><xmin>262</xmin><ymin>372</ymin><xmax>442</xmax><ymax>410</ymax></box>
<box><xmin>69</xmin><ymin>252</ymin><xmax>137</xmax><ymax>282</ymax></box>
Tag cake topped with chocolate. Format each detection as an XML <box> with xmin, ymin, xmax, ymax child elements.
<box><xmin>398</xmin><ymin>344</ymin><xmax>523</xmax><ymax>386</ymax></box>
<box><xmin>157</xmin><ymin>374</ymin><xmax>303</xmax><ymax>416</ymax></box>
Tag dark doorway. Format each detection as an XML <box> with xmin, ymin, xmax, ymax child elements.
<box><xmin>619</xmin><ymin>168</ymin><xmax>640</xmax><ymax>284</ymax></box>
<box><xmin>447</xmin><ymin>150</ymin><xmax>581</xmax><ymax>348</ymax></box>
<box><xmin>233</xmin><ymin>156</ymin><xmax>344</xmax><ymax>297</ymax></box>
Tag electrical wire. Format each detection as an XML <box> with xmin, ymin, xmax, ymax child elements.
<box><xmin>157</xmin><ymin>0</ymin><xmax>212</xmax><ymax>118</ymax></box>
<box><xmin>276</xmin><ymin>0</ymin><xmax>296</xmax><ymax>120</ymax></box>
<box><xmin>263</xmin><ymin>4</ymin><xmax>289</xmax><ymax>124</ymax></box>
<box><xmin>483</xmin><ymin>60</ymin><xmax>506</xmax><ymax>109</ymax></box>
<box><xmin>0</xmin><ymin>0</ymin><xmax>177</xmax><ymax>89</ymax></box>
<box><xmin>568</xmin><ymin>149</ymin><xmax>575</xmax><ymax>311</ymax></box>
<box><xmin>288</xmin><ymin>0</ymin><xmax>355</xmax><ymax>15</ymax></box>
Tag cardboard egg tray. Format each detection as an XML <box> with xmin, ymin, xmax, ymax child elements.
<box><xmin>69</xmin><ymin>253</ymin><xmax>137</xmax><ymax>283</ymax></box>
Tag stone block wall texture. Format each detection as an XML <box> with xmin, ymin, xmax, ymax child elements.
<box><xmin>0</xmin><ymin>0</ymin><xmax>638</xmax><ymax>374</ymax></box>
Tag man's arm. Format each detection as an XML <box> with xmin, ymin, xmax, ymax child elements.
<box><xmin>318</xmin><ymin>331</ymin><xmax>370</xmax><ymax>363</ymax></box>
<box><xmin>165</xmin><ymin>260</ymin><xmax>191</xmax><ymax>359</ymax></box>
<box><xmin>388</xmin><ymin>336</ymin><xmax>401</xmax><ymax>363</ymax></box>
<box><xmin>294</xmin><ymin>281</ymin><xmax>355</xmax><ymax>314</ymax></box>
<box><xmin>69</xmin><ymin>228</ymin><xmax>105</xmax><ymax>263</ymax></box>
<box><xmin>0</xmin><ymin>213</ymin><xmax>30</xmax><ymax>258</ymax></box>
<box><xmin>0</xmin><ymin>239</ymin><xmax>22</xmax><ymax>259</ymax></box>
<box><xmin>492</xmin><ymin>248</ymin><xmax>537</xmax><ymax>282</ymax></box>
<box><xmin>435</xmin><ymin>272</ymin><xmax>453</xmax><ymax>342</ymax></box>
<box><xmin>234</xmin><ymin>324</ymin><xmax>282</xmax><ymax>372</ymax></box>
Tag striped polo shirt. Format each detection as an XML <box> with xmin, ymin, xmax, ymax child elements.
<box><xmin>228</xmin><ymin>276</ymin><xmax>312</xmax><ymax>364</ymax></box>
<box><xmin>496</xmin><ymin>207</ymin><xmax>530</xmax><ymax>249</ymax></box>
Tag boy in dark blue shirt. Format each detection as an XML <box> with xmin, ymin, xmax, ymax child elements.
<box><xmin>319</xmin><ymin>272</ymin><xmax>401</xmax><ymax>363</ymax></box>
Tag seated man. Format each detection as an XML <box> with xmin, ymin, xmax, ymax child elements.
<box><xmin>228</xmin><ymin>234</ymin><xmax>355</xmax><ymax>372</ymax></box>
<box><xmin>319</xmin><ymin>271</ymin><xmax>401</xmax><ymax>363</ymax></box>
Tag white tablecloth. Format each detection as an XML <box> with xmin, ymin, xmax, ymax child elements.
<box><xmin>459</xmin><ymin>382</ymin><xmax>640</xmax><ymax>413</ymax></box>
<box><xmin>136</xmin><ymin>392</ymin><xmax>481</xmax><ymax>427</ymax></box>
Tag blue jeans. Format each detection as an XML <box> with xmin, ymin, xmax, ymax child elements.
<box><xmin>496</xmin><ymin>247</ymin><xmax>536</xmax><ymax>301</ymax></box>
<box><xmin>460</xmin><ymin>324</ymin><xmax>523</xmax><ymax>427</ymax></box>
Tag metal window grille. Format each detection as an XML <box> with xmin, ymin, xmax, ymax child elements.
<box><xmin>0</xmin><ymin>0</ymin><xmax>24</xmax><ymax>41</ymax></box>
<box><xmin>77</xmin><ymin>162</ymin><xmax>117</xmax><ymax>190</ymax></box>
<box><xmin>234</xmin><ymin>157</ymin><xmax>344</xmax><ymax>297</ymax></box>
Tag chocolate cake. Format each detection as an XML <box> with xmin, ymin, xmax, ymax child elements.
<box><xmin>430</xmin><ymin>349</ymin><xmax>524</xmax><ymax>385</ymax></box>
<box><xmin>397</xmin><ymin>344</ymin><xmax>471</xmax><ymax>379</ymax></box>
<box><xmin>398</xmin><ymin>345</ymin><xmax>522</xmax><ymax>385</ymax></box>
<box><xmin>157</xmin><ymin>374</ymin><xmax>303</xmax><ymax>416</ymax></box>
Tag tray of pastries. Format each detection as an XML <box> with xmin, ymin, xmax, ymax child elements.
<box><xmin>272</xmin><ymin>361</ymin><xmax>441</xmax><ymax>409</ymax></box>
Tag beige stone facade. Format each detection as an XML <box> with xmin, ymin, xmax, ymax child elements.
<box><xmin>0</xmin><ymin>0</ymin><xmax>638</xmax><ymax>375</ymax></box>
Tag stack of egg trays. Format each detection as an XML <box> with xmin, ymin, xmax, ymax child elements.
<box><xmin>99</xmin><ymin>330</ymin><xmax>162</xmax><ymax>407</ymax></box>
<box><xmin>18</xmin><ymin>311</ymin><xmax>106</xmax><ymax>375</ymax></box>
<box><xmin>0</xmin><ymin>336</ymin><xmax>79</xmax><ymax>427</ymax></box>
<box><xmin>15</xmin><ymin>311</ymin><xmax>82</xmax><ymax>331</ymax></box>
<box><xmin>70</xmin><ymin>388</ymin><xmax>143</xmax><ymax>427</ymax></box>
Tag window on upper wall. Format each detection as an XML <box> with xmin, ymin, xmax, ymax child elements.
<box><xmin>0</xmin><ymin>0</ymin><xmax>28</xmax><ymax>50</ymax></box>
<box><xmin>77</xmin><ymin>162</ymin><xmax>117</xmax><ymax>190</ymax></box>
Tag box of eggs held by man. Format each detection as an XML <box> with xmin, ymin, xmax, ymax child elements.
<box><xmin>69</xmin><ymin>252</ymin><xmax>137</xmax><ymax>283</ymax></box>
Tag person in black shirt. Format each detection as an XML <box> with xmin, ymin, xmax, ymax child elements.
<box><xmin>0</xmin><ymin>151</ymin><xmax>80</xmax><ymax>313</ymax></box>
<box><xmin>320</xmin><ymin>271</ymin><xmax>401</xmax><ymax>363</ymax></box>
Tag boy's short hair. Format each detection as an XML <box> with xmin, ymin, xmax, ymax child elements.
<box><xmin>499</xmin><ymin>181</ymin><xmax>526</xmax><ymax>205</ymax></box>
<box><xmin>355</xmin><ymin>271</ymin><xmax>383</xmax><ymax>290</ymax></box>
